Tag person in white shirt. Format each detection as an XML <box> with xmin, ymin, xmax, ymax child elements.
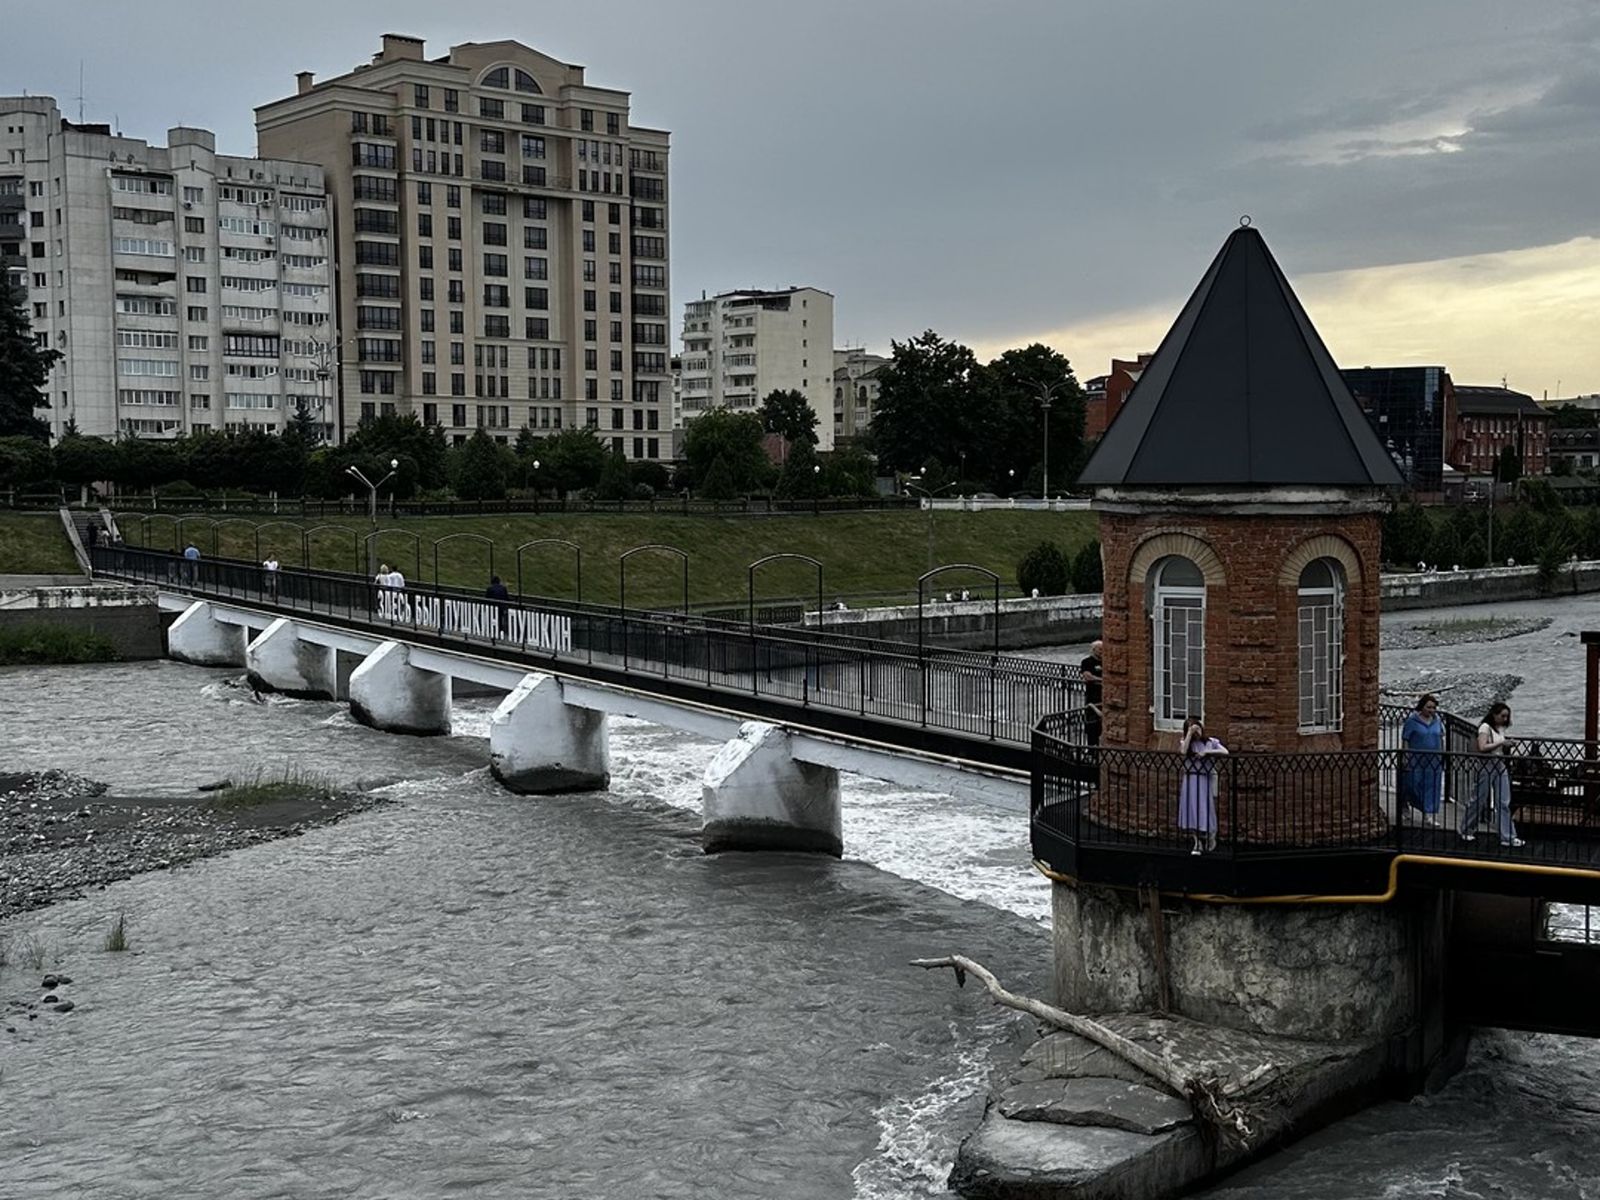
<box><xmin>1459</xmin><ymin>701</ymin><xmax>1525</xmax><ymax>847</ymax></box>
<box><xmin>262</xmin><ymin>551</ymin><xmax>280</xmax><ymax>597</ymax></box>
<box><xmin>386</xmin><ymin>568</ymin><xmax>406</xmax><ymax>590</ymax></box>
<box><xmin>375</xmin><ymin>562</ymin><xmax>392</xmax><ymax>588</ymax></box>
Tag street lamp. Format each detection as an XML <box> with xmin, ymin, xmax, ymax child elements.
<box><xmin>346</xmin><ymin>457</ymin><xmax>400</xmax><ymax>534</ymax></box>
<box><xmin>308</xmin><ymin>336</ymin><xmax>357</xmax><ymax>446</ymax></box>
<box><xmin>905</xmin><ymin>469</ymin><xmax>961</xmax><ymax>572</ymax></box>
<box><xmin>1032</xmin><ymin>378</ymin><xmax>1072</xmax><ymax>500</ymax></box>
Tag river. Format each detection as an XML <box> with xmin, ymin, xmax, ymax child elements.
<box><xmin>3</xmin><ymin>591</ymin><xmax>1600</xmax><ymax>1197</ymax></box>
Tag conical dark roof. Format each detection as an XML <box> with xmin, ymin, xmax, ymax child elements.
<box><xmin>1078</xmin><ymin>226</ymin><xmax>1403</xmax><ymax>488</ymax></box>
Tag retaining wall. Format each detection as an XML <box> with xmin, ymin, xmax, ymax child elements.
<box><xmin>0</xmin><ymin>583</ymin><xmax>163</xmax><ymax>659</ymax></box>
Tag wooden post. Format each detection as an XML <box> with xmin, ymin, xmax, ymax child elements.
<box><xmin>1582</xmin><ymin>632</ymin><xmax>1600</xmax><ymax>813</ymax></box>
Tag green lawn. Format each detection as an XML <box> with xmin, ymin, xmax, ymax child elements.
<box><xmin>116</xmin><ymin>510</ymin><xmax>1097</xmax><ymax>609</ymax></box>
<box><xmin>0</xmin><ymin>513</ymin><xmax>80</xmax><ymax>575</ymax></box>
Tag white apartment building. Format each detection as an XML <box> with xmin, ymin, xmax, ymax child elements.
<box><xmin>0</xmin><ymin>97</ymin><xmax>336</xmax><ymax>441</ymax></box>
<box><xmin>679</xmin><ymin>287</ymin><xmax>835</xmax><ymax>450</ymax></box>
<box><xmin>833</xmin><ymin>348</ymin><xmax>888</xmax><ymax>443</ymax></box>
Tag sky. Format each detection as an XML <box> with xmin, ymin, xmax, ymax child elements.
<box><xmin>8</xmin><ymin>0</ymin><xmax>1600</xmax><ymax>396</ymax></box>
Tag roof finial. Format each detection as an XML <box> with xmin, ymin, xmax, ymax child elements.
<box><xmin>1239</xmin><ymin>214</ymin><xmax>1252</xmax><ymax>228</ymax></box>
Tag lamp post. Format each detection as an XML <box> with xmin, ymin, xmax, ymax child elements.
<box><xmin>347</xmin><ymin>458</ymin><xmax>398</xmax><ymax>572</ymax></box>
<box><xmin>905</xmin><ymin>469</ymin><xmax>960</xmax><ymax>573</ymax></box>
<box><xmin>1032</xmin><ymin>378</ymin><xmax>1071</xmax><ymax>500</ymax></box>
<box><xmin>307</xmin><ymin>336</ymin><xmax>356</xmax><ymax>446</ymax></box>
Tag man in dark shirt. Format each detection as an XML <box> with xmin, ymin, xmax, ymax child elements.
<box><xmin>1081</xmin><ymin>639</ymin><xmax>1103</xmax><ymax>746</ymax></box>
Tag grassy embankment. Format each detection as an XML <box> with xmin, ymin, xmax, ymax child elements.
<box><xmin>0</xmin><ymin>513</ymin><xmax>79</xmax><ymax>575</ymax></box>
<box><xmin>118</xmin><ymin>509</ymin><xmax>1098</xmax><ymax>609</ymax></box>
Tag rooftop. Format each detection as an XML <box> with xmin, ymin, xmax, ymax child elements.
<box><xmin>1079</xmin><ymin>225</ymin><xmax>1402</xmax><ymax>489</ymax></box>
<box><xmin>1455</xmin><ymin>385</ymin><xmax>1548</xmax><ymax>417</ymax></box>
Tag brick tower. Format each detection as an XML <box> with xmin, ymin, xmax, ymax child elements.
<box><xmin>1078</xmin><ymin>223</ymin><xmax>1402</xmax><ymax>761</ymax></box>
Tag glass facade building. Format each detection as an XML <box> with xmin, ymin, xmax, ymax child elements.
<box><xmin>1340</xmin><ymin>366</ymin><xmax>1452</xmax><ymax>493</ymax></box>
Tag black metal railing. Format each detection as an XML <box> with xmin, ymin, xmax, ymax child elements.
<box><xmin>37</xmin><ymin>494</ymin><xmax>923</xmax><ymax>519</ymax></box>
<box><xmin>94</xmin><ymin>544</ymin><xmax>1081</xmax><ymax>761</ymax></box>
<box><xmin>1032</xmin><ymin>715</ymin><xmax>1600</xmax><ymax>894</ymax></box>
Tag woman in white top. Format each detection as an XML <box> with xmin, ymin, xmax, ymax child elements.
<box><xmin>1459</xmin><ymin>702</ymin><xmax>1525</xmax><ymax>847</ymax></box>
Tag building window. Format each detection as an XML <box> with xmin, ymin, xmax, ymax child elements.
<box><xmin>1297</xmin><ymin>559</ymin><xmax>1345</xmax><ymax>733</ymax></box>
<box><xmin>1149</xmin><ymin>556</ymin><xmax>1206</xmax><ymax>730</ymax></box>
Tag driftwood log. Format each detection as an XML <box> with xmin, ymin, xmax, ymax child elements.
<box><xmin>913</xmin><ymin>954</ymin><xmax>1271</xmax><ymax>1149</ymax></box>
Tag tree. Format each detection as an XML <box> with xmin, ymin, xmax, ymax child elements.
<box><xmin>976</xmin><ymin>344</ymin><xmax>1085</xmax><ymax>492</ymax></box>
<box><xmin>760</xmin><ymin>389</ymin><xmax>818</xmax><ymax>448</ymax></box>
<box><xmin>1017</xmin><ymin>542</ymin><xmax>1070</xmax><ymax>596</ymax></box>
<box><xmin>0</xmin><ymin>281</ymin><xmax>57</xmax><ymax>440</ymax></box>
<box><xmin>1070</xmin><ymin>539</ymin><xmax>1104</xmax><ymax>594</ymax></box>
<box><xmin>452</xmin><ymin>429</ymin><xmax>509</xmax><ymax>500</ymax></box>
<box><xmin>539</xmin><ymin>427</ymin><xmax>608</xmax><ymax>496</ymax></box>
<box><xmin>52</xmin><ymin>436</ymin><xmax>120</xmax><ymax>492</ymax></box>
<box><xmin>346</xmin><ymin>413</ymin><xmax>448</xmax><ymax>491</ymax></box>
<box><xmin>868</xmin><ymin>331</ymin><xmax>984</xmax><ymax>474</ymax></box>
<box><xmin>774</xmin><ymin>436</ymin><xmax>822</xmax><ymax>499</ymax></box>
<box><xmin>513</xmin><ymin>426</ymin><xmax>541</xmax><ymax>488</ymax></box>
<box><xmin>820</xmin><ymin>444</ymin><xmax>878</xmax><ymax>497</ymax></box>
<box><xmin>1382</xmin><ymin>503</ymin><xmax>1435</xmax><ymax>567</ymax></box>
<box><xmin>593</xmin><ymin>450</ymin><xmax>632</xmax><ymax>501</ymax></box>
<box><xmin>0</xmin><ymin>435</ymin><xmax>51</xmax><ymax>491</ymax></box>
<box><xmin>284</xmin><ymin>400</ymin><xmax>322</xmax><ymax>451</ymax></box>
<box><xmin>682</xmin><ymin>409</ymin><xmax>770</xmax><ymax>492</ymax></box>
<box><xmin>698</xmin><ymin>455</ymin><xmax>739</xmax><ymax>500</ymax></box>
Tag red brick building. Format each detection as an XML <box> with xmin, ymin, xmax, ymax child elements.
<box><xmin>1450</xmin><ymin>385</ymin><xmax>1551</xmax><ymax>477</ymax></box>
<box><xmin>1083</xmin><ymin>354</ymin><xmax>1154</xmax><ymax>440</ymax></box>
<box><xmin>1078</xmin><ymin>224</ymin><xmax>1401</xmax><ymax>771</ymax></box>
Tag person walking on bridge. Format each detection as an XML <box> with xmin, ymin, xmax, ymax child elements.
<box><xmin>485</xmin><ymin>575</ymin><xmax>510</xmax><ymax>602</ymax></box>
<box><xmin>182</xmin><ymin>542</ymin><xmax>201</xmax><ymax>585</ymax></box>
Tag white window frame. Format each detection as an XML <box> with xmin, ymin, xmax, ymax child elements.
<box><xmin>1150</xmin><ymin>557</ymin><xmax>1206</xmax><ymax>731</ymax></box>
<box><xmin>1297</xmin><ymin>560</ymin><xmax>1345</xmax><ymax>733</ymax></box>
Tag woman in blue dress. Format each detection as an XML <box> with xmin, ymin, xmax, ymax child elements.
<box><xmin>1178</xmin><ymin>717</ymin><xmax>1228</xmax><ymax>855</ymax></box>
<box><xmin>1400</xmin><ymin>693</ymin><xmax>1444</xmax><ymax>826</ymax></box>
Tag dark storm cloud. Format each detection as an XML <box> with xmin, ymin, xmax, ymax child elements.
<box><xmin>8</xmin><ymin>0</ymin><xmax>1598</xmax><ymax>354</ymax></box>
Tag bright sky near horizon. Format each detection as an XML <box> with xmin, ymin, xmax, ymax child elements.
<box><xmin>8</xmin><ymin>0</ymin><xmax>1599</xmax><ymax>396</ymax></box>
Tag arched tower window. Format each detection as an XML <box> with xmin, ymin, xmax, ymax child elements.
<box><xmin>1297</xmin><ymin>558</ymin><xmax>1345</xmax><ymax>732</ymax></box>
<box><xmin>1148</xmin><ymin>555</ymin><xmax>1205</xmax><ymax>729</ymax></box>
<box><xmin>514</xmin><ymin>69</ymin><xmax>542</xmax><ymax>94</ymax></box>
<box><xmin>481</xmin><ymin>66</ymin><xmax>510</xmax><ymax>89</ymax></box>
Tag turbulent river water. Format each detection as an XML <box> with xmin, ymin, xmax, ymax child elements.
<box><xmin>3</xmin><ymin>590</ymin><xmax>1600</xmax><ymax>1198</ymax></box>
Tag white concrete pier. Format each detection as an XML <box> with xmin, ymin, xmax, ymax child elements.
<box><xmin>246</xmin><ymin>618</ymin><xmax>337</xmax><ymax>699</ymax></box>
<box><xmin>348</xmin><ymin>640</ymin><xmax>452</xmax><ymax>736</ymax></box>
<box><xmin>166</xmin><ymin>600</ymin><xmax>247</xmax><ymax>667</ymax></box>
<box><xmin>702</xmin><ymin>722</ymin><xmax>843</xmax><ymax>856</ymax></box>
<box><xmin>489</xmin><ymin>673</ymin><xmax>610</xmax><ymax>793</ymax></box>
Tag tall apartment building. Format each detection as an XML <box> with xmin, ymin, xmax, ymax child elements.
<box><xmin>257</xmin><ymin>35</ymin><xmax>673</xmax><ymax>457</ymax></box>
<box><xmin>679</xmin><ymin>287</ymin><xmax>835</xmax><ymax>450</ymax></box>
<box><xmin>0</xmin><ymin>97</ymin><xmax>335</xmax><ymax>440</ymax></box>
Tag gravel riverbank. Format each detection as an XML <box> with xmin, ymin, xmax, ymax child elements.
<box><xmin>0</xmin><ymin>770</ymin><xmax>391</xmax><ymax>922</ymax></box>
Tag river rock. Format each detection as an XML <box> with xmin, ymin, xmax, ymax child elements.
<box><xmin>997</xmin><ymin>1077</ymin><xmax>1193</xmax><ymax>1135</ymax></box>
<box><xmin>949</xmin><ymin>1109</ymin><xmax>1202</xmax><ymax>1200</ymax></box>
<box><xmin>42</xmin><ymin>993</ymin><xmax>58</xmax><ymax>1004</ymax></box>
<box><xmin>41</xmin><ymin>974</ymin><xmax>58</xmax><ymax>988</ymax></box>
<box><xmin>51</xmin><ymin>1001</ymin><xmax>74</xmax><ymax>1013</ymax></box>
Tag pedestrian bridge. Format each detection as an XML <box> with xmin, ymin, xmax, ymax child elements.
<box><xmin>94</xmin><ymin>544</ymin><xmax>1081</xmax><ymax>856</ymax></box>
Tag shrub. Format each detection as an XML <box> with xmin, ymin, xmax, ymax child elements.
<box><xmin>1017</xmin><ymin>541</ymin><xmax>1070</xmax><ymax>596</ymax></box>
<box><xmin>1070</xmin><ymin>539</ymin><xmax>1104</xmax><ymax>594</ymax></box>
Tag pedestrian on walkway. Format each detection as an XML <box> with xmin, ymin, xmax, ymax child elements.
<box><xmin>262</xmin><ymin>550</ymin><xmax>280</xmax><ymax>598</ymax></box>
<box><xmin>1400</xmin><ymin>693</ymin><xmax>1444</xmax><ymax>827</ymax></box>
<box><xmin>1460</xmin><ymin>702</ymin><xmax>1525</xmax><ymax>847</ymax></box>
<box><xmin>485</xmin><ymin>575</ymin><xmax>510</xmax><ymax>602</ymax></box>
<box><xmin>1177</xmin><ymin>716</ymin><xmax>1227</xmax><ymax>855</ymax></box>
<box><xmin>182</xmin><ymin>542</ymin><xmax>201</xmax><ymax>584</ymax></box>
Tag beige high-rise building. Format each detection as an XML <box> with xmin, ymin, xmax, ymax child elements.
<box><xmin>257</xmin><ymin>34</ymin><xmax>672</xmax><ymax>456</ymax></box>
<box><xmin>679</xmin><ymin>287</ymin><xmax>835</xmax><ymax>450</ymax></box>
<box><xmin>1</xmin><ymin>96</ymin><xmax>334</xmax><ymax>441</ymax></box>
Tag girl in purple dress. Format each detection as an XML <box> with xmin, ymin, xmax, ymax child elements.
<box><xmin>1178</xmin><ymin>717</ymin><xmax>1228</xmax><ymax>855</ymax></box>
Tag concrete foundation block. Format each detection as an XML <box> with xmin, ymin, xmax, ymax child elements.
<box><xmin>702</xmin><ymin>722</ymin><xmax>842</xmax><ymax>856</ymax></box>
<box><xmin>348</xmin><ymin>640</ymin><xmax>451</xmax><ymax>736</ymax></box>
<box><xmin>167</xmin><ymin>600</ymin><xmax>246</xmax><ymax>667</ymax></box>
<box><xmin>488</xmin><ymin>673</ymin><xmax>610</xmax><ymax>794</ymax></box>
<box><xmin>245</xmin><ymin>617</ymin><xmax>336</xmax><ymax>699</ymax></box>
<box><xmin>1051</xmin><ymin>882</ymin><xmax>1442</xmax><ymax>1043</ymax></box>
